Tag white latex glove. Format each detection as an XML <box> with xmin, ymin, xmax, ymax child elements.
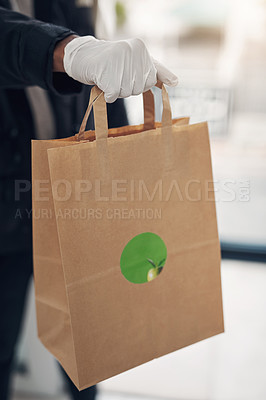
<box><xmin>63</xmin><ymin>36</ymin><xmax>178</xmax><ymax>103</ymax></box>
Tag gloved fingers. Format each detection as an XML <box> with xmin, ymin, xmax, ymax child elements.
<box><xmin>142</xmin><ymin>66</ymin><xmax>157</xmax><ymax>93</ymax></box>
<box><xmin>120</xmin><ymin>85</ymin><xmax>135</xmax><ymax>98</ymax></box>
<box><xmin>119</xmin><ymin>62</ymin><xmax>134</xmax><ymax>98</ymax></box>
<box><xmin>99</xmin><ymin>74</ymin><xmax>129</xmax><ymax>103</ymax></box>
<box><xmin>130</xmin><ymin>70</ymin><xmax>145</xmax><ymax>96</ymax></box>
<box><xmin>152</xmin><ymin>58</ymin><xmax>178</xmax><ymax>87</ymax></box>
<box><xmin>132</xmin><ymin>56</ymin><xmax>157</xmax><ymax>95</ymax></box>
<box><xmin>99</xmin><ymin>63</ymin><xmax>123</xmax><ymax>103</ymax></box>
<box><xmin>103</xmin><ymin>87</ymin><xmax>121</xmax><ymax>103</ymax></box>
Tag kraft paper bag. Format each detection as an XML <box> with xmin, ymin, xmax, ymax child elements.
<box><xmin>32</xmin><ymin>83</ymin><xmax>223</xmax><ymax>391</ymax></box>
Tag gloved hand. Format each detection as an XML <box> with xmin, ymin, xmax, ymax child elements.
<box><xmin>63</xmin><ymin>36</ymin><xmax>178</xmax><ymax>103</ymax></box>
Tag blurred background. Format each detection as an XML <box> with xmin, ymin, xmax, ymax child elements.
<box><xmin>12</xmin><ymin>0</ymin><xmax>266</xmax><ymax>399</ymax></box>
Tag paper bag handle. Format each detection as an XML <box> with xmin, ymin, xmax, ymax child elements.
<box><xmin>77</xmin><ymin>87</ymin><xmax>155</xmax><ymax>138</ymax></box>
<box><xmin>77</xmin><ymin>81</ymin><xmax>172</xmax><ymax>141</ymax></box>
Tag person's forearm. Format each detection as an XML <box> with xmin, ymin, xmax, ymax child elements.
<box><xmin>53</xmin><ymin>34</ymin><xmax>79</xmax><ymax>72</ymax></box>
<box><xmin>0</xmin><ymin>7</ymin><xmax>81</xmax><ymax>93</ymax></box>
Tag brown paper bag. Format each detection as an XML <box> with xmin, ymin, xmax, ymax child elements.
<box><xmin>32</xmin><ymin>84</ymin><xmax>223</xmax><ymax>391</ymax></box>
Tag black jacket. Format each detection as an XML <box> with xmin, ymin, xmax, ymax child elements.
<box><xmin>0</xmin><ymin>0</ymin><xmax>128</xmax><ymax>253</ymax></box>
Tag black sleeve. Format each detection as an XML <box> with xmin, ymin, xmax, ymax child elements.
<box><xmin>0</xmin><ymin>6</ymin><xmax>82</xmax><ymax>94</ymax></box>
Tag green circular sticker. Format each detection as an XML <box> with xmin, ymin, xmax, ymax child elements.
<box><xmin>120</xmin><ymin>232</ymin><xmax>167</xmax><ymax>284</ymax></box>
